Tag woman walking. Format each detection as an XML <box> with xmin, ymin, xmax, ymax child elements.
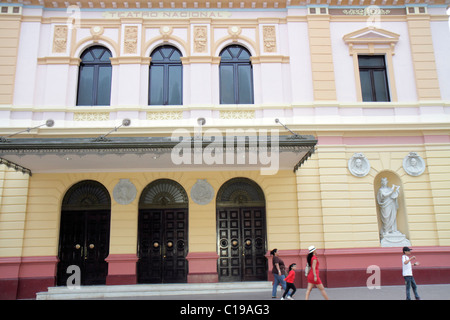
<box><xmin>270</xmin><ymin>248</ymin><xmax>286</xmax><ymax>298</ymax></box>
<box><xmin>281</xmin><ymin>263</ymin><xmax>297</xmax><ymax>300</ymax></box>
<box><xmin>305</xmin><ymin>245</ymin><xmax>329</xmax><ymax>300</ymax></box>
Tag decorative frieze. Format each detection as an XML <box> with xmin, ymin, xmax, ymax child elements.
<box><xmin>219</xmin><ymin>110</ymin><xmax>255</xmax><ymax>120</ymax></box>
<box><xmin>73</xmin><ymin>112</ymin><xmax>110</xmax><ymax>121</ymax></box>
<box><xmin>147</xmin><ymin>111</ymin><xmax>183</xmax><ymax>120</ymax></box>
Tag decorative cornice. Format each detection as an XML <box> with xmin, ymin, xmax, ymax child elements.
<box><xmin>2</xmin><ymin>0</ymin><xmax>447</xmax><ymax>10</ymax></box>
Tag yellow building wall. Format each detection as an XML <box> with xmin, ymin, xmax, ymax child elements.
<box><xmin>18</xmin><ymin>169</ymin><xmax>299</xmax><ymax>258</ymax></box>
<box><xmin>0</xmin><ymin>165</ymin><xmax>29</xmax><ymax>257</ymax></box>
<box><xmin>306</xmin><ymin>14</ymin><xmax>337</xmax><ymax>101</ymax></box>
<box><xmin>1</xmin><ymin>143</ymin><xmax>449</xmax><ymax>259</ymax></box>
<box><xmin>406</xmin><ymin>14</ymin><xmax>442</xmax><ymax>100</ymax></box>
<box><xmin>0</xmin><ymin>14</ymin><xmax>21</xmax><ymax>105</ymax></box>
<box><xmin>296</xmin><ymin>140</ymin><xmax>447</xmax><ymax>250</ymax></box>
<box><xmin>425</xmin><ymin>144</ymin><xmax>450</xmax><ymax>246</ymax></box>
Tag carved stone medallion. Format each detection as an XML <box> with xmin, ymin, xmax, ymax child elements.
<box><xmin>190</xmin><ymin>179</ymin><xmax>214</xmax><ymax>205</ymax></box>
<box><xmin>113</xmin><ymin>179</ymin><xmax>137</xmax><ymax>205</ymax></box>
<box><xmin>348</xmin><ymin>152</ymin><xmax>371</xmax><ymax>177</ymax></box>
<box><xmin>403</xmin><ymin>152</ymin><xmax>425</xmax><ymax>176</ymax></box>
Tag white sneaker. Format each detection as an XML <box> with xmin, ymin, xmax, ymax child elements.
<box><xmin>281</xmin><ymin>297</ymin><xmax>285</xmax><ymax>300</ymax></box>
<box><xmin>287</xmin><ymin>296</ymin><xmax>294</xmax><ymax>300</ymax></box>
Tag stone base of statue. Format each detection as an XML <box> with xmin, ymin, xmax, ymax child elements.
<box><xmin>380</xmin><ymin>231</ymin><xmax>411</xmax><ymax>247</ymax></box>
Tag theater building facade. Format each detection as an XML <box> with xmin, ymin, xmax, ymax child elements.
<box><xmin>1</xmin><ymin>0</ymin><xmax>450</xmax><ymax>299</ymax></box>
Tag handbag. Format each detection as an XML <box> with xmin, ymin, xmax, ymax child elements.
<box><xmin>304</xmin><ymin>263</ymin><xmax>310</xmax><ymax>277</ymax></box>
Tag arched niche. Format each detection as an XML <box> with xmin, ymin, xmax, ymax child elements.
<box><xmin>373</xmin><ymin>171</ymin><xmax>410</xmax><ymax>242</ymax></box>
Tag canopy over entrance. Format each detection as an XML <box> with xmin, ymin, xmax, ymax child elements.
<box><xmin>0</xmin><ymin>134</ymin><xmax>317</xmax><ymax>175</ymax></box>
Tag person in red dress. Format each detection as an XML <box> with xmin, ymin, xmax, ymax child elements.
<box><xmin>305</xmin><ymin>245</ymin><xmax>329</xmax><ymax>300</ymax></box>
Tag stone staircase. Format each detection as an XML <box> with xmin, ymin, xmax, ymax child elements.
<box><xmin>36</xmin><ymin>281</ymin><xmax>272</xmax><ymax>300</ymax></box>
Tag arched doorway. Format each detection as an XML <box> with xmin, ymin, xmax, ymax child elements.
<box><xmin>137</xmin><ymin>179</ymin><xmax>189</xmax><ymax>283</ymax></box>
<box><xmin>216</xmin><ymin>178</ymin><xmax>267</xmax><ymax>282</ymax></box>
<box><xmin>57</xmin><ymin>180</ymin><xmax>111</xmax><ymax>286</ymax></box>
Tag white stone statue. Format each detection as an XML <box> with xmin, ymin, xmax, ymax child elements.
<box><xmin>376</xmin><ymin>177</ymin><xmax>411</xmax><ymax>247</ymax></box>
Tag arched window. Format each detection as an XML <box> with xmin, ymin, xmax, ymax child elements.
<box><xmin>149</xmin><ymin>45</ymin><xmax>183</xmax><ymax>105</ymax></box>
<box><xmin>219</xmin><ymin>45</ymin><xmax>254</xmax><ymax>104</ymax></box>
<box><xmin>76</xmin><ymin>46</ymin><xmax>112</xmax><ymax>106</ymax></box>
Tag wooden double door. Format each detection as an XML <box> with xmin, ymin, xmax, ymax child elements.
<box><xmin>217</xmin><ymin>207</ymin><xmax>267</xmax><ymax>282</ymax></box>
<box><xmin>57</xmin><ymin>209</ymin><xmax>111</xmax><ymax>286</ymax></box>
<box><xmin>137</xmin><ymin>208</ymin><xmax>188</xmax><ymax>283</ymax></box>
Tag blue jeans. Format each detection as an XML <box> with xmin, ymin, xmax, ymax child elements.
<box><xmin>404</xmin><ymin>276</ymin><xmax>420</xmax><ymax>300</ymax></box>
<box><xmin>272</xmin><ymin>273</ymin><xmax>286</xmax><ymax>297</ymax></box>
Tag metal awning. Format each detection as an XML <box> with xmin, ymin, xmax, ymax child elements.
<box><xmin>0</xmin><ymin>134</ymin><xmax>317</xmax><ymax>175</ymax></box>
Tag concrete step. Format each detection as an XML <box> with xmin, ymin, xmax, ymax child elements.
<box><xmin>36</xmin><ymin>281</ymin><xmax>273</xmax><ymax>300</ymax></box>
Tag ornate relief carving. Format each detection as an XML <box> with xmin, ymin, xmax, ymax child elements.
<box><xmin>190</xmin><ymin>179</ymin><xmax>214</xmax><ymax>205</ymax></box>
<box><xmin>228</xmin><ymin>26</ymin><xmax>241</xmax><ymax>40</ymax></box>
<box><xmin>348</xmin><ymin>152</ymin><xmax>371</xmax><ymax>177</ymax></box>
<box><xmin>160</xmin><ymin>26</ymin><xmax>173</xmax><ymax>40</ymax></box>
<box><xmin>113</xmin><ymin>179</ymin><xmax>137</xmax><ymax>205</ymax></box>
<box><xmin>73</xmin><ymin>112</ymin><xmax>110</xmax><ymax>121</ymax></box>
<box><xmin>193</xmin><ymin>26</ymin><xmax>208</xmax><ymax>53</ymax></box>
<box><xmin>147</xmin><ymin>111</ymin><xmax>183</xmax><ymax>120</ymax></box>
<box><xmin>52</xmin><ymin>25</ymin><xmax>68</xmax><ymax>53</ymax></box>
<box><xmin>219</xmin><ymin>110</ymin><xmax>255</xmax><ymax>120</ymax></box>
<box><xmin>403</xmin><ymin>152</ymin><xmax>425</xmax><ymax>176</ymax></box>
<box><xmin>124</xmin><ymin>26</ymin><xmax>138</xmax><ymax>54</ymax></box>
<box><xmin>262</xmin><ymin>26</ymin><xmax>277</xmax><ymax>53</ymax></box>
<box><xmin>90</xmin><ymin>26</ymin><xmax>104</xmax><ymax>38</ymax></box>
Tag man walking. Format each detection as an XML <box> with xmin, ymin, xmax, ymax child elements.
<box><xmin>402</xmin><ymin>247</ymin><xmax>420</xmax><ymax>300</ymax></box>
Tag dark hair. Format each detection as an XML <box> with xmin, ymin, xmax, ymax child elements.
<box><xmin>270</xmin><ymin>249</ymin><xmax>278</xmax><ymax>255</ymax></box>
<box><xmin>307</xmin><ymin>252</ymin><xmax>314</xmax><ymax>267</ymax></box>
<box><xmin>288</xmin><ymin>263</ymin><xmax>296</xmax><ymax>271</ymax></box>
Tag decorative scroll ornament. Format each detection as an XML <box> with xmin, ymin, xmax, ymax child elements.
<box><xmin>190</xmin><ymin>179</ymin><xmax>214</xmax><ymax>205</ymax></box>
<box><xmin>403</xmin><ymin>152</ymin><xmax>425</xmax><ymax>176</ymax></box>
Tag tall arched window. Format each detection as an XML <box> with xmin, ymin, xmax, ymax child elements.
<box><xmin>76</xmin><ymin>46</ymin><xmax>112</xmax><ymax>106</ymax></box>
<box><xmin>149</xmin><ymin>45</ymin><xmax>183</xmax><ymax>105</ymax></box>
<box><xmin>219</xmin><ymin>45</ymin><xmax>254</xmax><ymax>104</ymax></box>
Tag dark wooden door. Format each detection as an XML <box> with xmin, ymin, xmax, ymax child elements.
<box><xmin>57</xmin><ymin>210</ymin><xmax>110</xmax><ymax>286</ymax></box>
<box><xmin>137</xmin><ymin>208</ymin><xmax>188</xmax><ymax>283</ymax></box>
<box><xmin>217</xmin><ymin>207</ymin><xmax>267</xmax><ymax>282</ymax></box>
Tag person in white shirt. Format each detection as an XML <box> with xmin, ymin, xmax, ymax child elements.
<box><xmin>402</xmin><ymin>247</ymin><xmax>420</xmax><ymax>300</ymax></box>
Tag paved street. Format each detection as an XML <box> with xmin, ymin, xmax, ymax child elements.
<box><xmin>99</xmin><ymin>283</ymin><xmax>450</xmax><ymax>300</ymax></box>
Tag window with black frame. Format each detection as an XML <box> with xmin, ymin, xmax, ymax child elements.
<box><xmin>358</xmin><ymin>55</ymin><xmax>390</xmax><ymax>102</ymax></box>
<box><xmin>219</xmin><ymin>45</ymin><xmax>254</xmax><ymax>104</ymax></box>
<box><xmin>148</xmin><ymin>45</ymin><xmax>183</xmax><ymax>105</ymax></box>
<box><xmin>76</xmin><ymin>46</ymin><xmax>112</xmax><ymax>106</ymax></box>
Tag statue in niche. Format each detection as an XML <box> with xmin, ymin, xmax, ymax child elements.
<box><xmin>376</xmin><ymin>177</ymin><xmax>411</xmax><ymax>247</ymax></box>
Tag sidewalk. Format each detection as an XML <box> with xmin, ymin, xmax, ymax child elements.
<box><xmin>98</xmin><ymin>284</ymin><xmax>450</xmax><ymax>300</ymax></box>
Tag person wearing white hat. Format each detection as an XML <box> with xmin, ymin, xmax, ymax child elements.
<box><xmin>305</xmin><ymin>245</ymin><xmax>329</xmax><ymax>300</ymax></box>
